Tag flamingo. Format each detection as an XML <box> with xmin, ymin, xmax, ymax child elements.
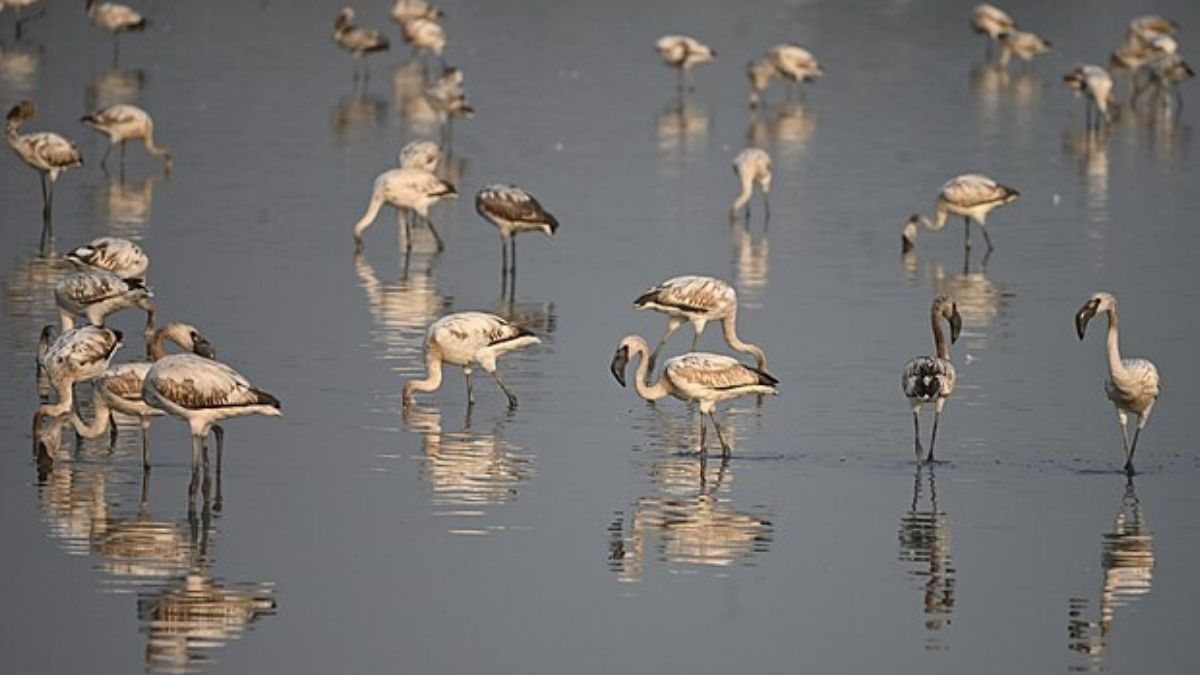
<box><xmin>332</xmin><ymin>7</ymin><xmax>389</xmax><ymax>82</ymax></box>
<box><xmin>634</xmin><ymin>275</ymin><xmax>767</xmax><ymax>376</ymax></box>
<box><xmin>66</xmin><ymin>236</ymin><xmax>149</xmax><ymax>280</ymax></box>
<box><xmin>33</xmin><ymin>325</ymin><xmax>123</xmax><ymax>451</ymax></box>
<box><xmin>423</xmin><ymin>67</ymin><xmax>473</xmax><ymax>142</ymax></box>
<box><xmin>39</xmin><ymin>322</ymin><xmax>216</xmax><ymax>468</ymax></box>
<box><xmin>86</xmin><ymin>0</ymin><xmax>146</xmax><ymax>64</ymax></box>
<box><xmin>913</xmin><ymin>174</ymin><xmax>1020</xmax><ymax>252</ymax></box>
<box><xmin>610</xmin><ymin>335</ymin><xmax>778</xmax><ymax>455</ymax></box>
<box><xmin>730</xmin><ymin>147</ymin><xmax>771</xmax><ymax>220</ymax></box>
<box><xmin>80</xmin><ymin>103</ymin><xmax>172</xmax><ymax>170</ymax></box>
<box><xmin>142</xmin><ymin>353</ymin><xmax>281</xmax><ymax>480</ymax></box>
<box><xmin>998</xmin><ymin>30</ymin><xmax>1052</xmax><ymax>68</ymax></box>
<box><xmin>1076</xmin><ymin>293</ymin><xmax>1161</xmax><ymax>474</ymax></box>
<box><xmin>901</xmin><ymin>295</ymin><xmax>962</xmax><ymax>463</ymax></box>
<box><xmin>5</xmin><ymin>99</ymin><xmax>83</xmax><ymax>252</ymax></box>
<box><xmin>402</xmin><ymin>311</ymin><xmax>541</xmax><ymax>408</ymax></box>
<box><xmin>970</xmin><ymin>4</ymin><xmax>1015</xmax><ymax>55</ymax></box>
<box><xmin>391</xmin><ymin>0</ymin><xmax>442</xmax><ymax>24</ymax></box>
<box><xmin>475</xmin><ymin>184</ymin><xmax>558</xmax><ymax>296</ymax></box>
<box><xmin>1065</xmin><ymin>65</ymin><xmax>1118</xmax><ymax>129</ymax></box>
<box><xmin>352</xmin><ymin>167</ymin><xmax>456</xmax><ymax>254</ymax></box>
<box><xmin>55</xmin><ymin>270</ymin><xmax>154</xmax><ymax>335</ymax></box>
<box><xmin>397</xmin><ymin>138</ymin><xmax>441</xmax><ymax>172</ymax></box>
<box><xmin>401</xmin><ymin>17</ymin><xmax>445</xmax><ymax>63</ymax></box>
<box><xmin>656</xmin><ymin>34</ymin><xmax>715</xmax><ymax>94</ymax></box>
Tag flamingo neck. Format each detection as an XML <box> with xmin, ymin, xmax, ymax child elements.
<box><xmin>404</xmin><ymin>346</ymin><xmax>444</xmax><ymax>403</ymax></box>
<box><xmin>931</xmin><ymin>308</ymin><xmax>949</xmax><ymax>360</ymax></box>
<box><xmin>628</xmin><ymin>340</ymin><xmax>671</xmax><ymax>401</ymax></box>
<box><xmin>731</xmin><ymin>173</ymin><xmax>754</xmax><ymax>211</ymax></box>
<box><xmin>1104</xmin><ymin>308</ymin><xmax>1126</xmax><ymax>378</ymax></box>
<box><xmin>48</xmin><ymin>389</ymin><xmax>111</xmax><ymax>440</ymax></box>
<box><xmin>721</xmin><ymin>313</ymin><xmax>766</xmax><ymax>368</ymax></box>
<box><xmin>353</xmin><ymin>192</ymin><xmax>386</xmax><ymax>249</ymax></box>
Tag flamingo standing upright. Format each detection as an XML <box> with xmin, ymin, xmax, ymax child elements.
<box><xmin>5</xmin><ymin>100</ymin><xmax>83</xmax><ymax>252</ymax></box>
<box><xmin>475</xmin><ymin>184</ymin><xmax>558</xmax><ymax>296</ymax></box>
<box><xmin>901</xmin><ymin>296</ymin><xmax>962</xmax><ymax>463</ymax></box>
<box><xmin>332</xmin><ymin>7</ymin><xmax>390</xmax><ymax>82</ymax></box>
<box><xmin>1076</xmin><ymin>293</ymin><xmax>1161</xmax><ymax>474</ymax></box>
<box><xmin>86</xmin><ymin>0</ymin><xmax>146</xmax><ymax>65</ymax></box>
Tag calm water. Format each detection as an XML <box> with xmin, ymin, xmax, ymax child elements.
<box><xmin>3</xmin><ymin>1</ymin><xmax>1200</xmax><ymax>673</ymax></box>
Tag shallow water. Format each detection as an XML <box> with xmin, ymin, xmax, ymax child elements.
<box><xmin>2</xmin><ymin>1</ymin><xmax>1200</xmax><ymax>673</ymax></box>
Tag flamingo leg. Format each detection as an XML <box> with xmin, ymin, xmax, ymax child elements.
<box><xmin>109</xmin><ymin>412</ymin><xmax>119</xmax><ymax>446</ymax></box>
<box><xmin>140</xmin><ymin>417</ymin><xmax>151</xmax><ymax>469</ymax></box>
<box><xmin>913</xmin><ymin>409</ymin><xmax>924</xmax><ymax>461</ymax></box>
<box><xmin>212</xmin><ymin>425</ymin><xmax>224</xmax><ymax>475</ymax></box>
<box><xmin>488</xmin><ymin>368</ymin><xmax>518</xmax><ymax>408</ymax></box>
<box><xmin>709</xmin><ymin>412</ymin><xmax>732</xmax><ymax>456</ymax></box>
<box><xmin>188</xmin><ymin>434</ymin><xmax>203</xmax><ymax>499</ymax></box>
<box><xmin>963</xmin><ymin>216</ymin><xmax>971</xmax><ymax>251</ymax></box>
<box><xmin>979</xmin><ymin>223</ymin><xmax>995</xmax><ymax>251</ymax></box>
<box><xmin>1115</xmin><ymin>409</ymin><xmax>1130</xmax><ymax>459</ymax></box>
<box><xmin>464</xmin><ymin>367</ymin><xmax>475</xmax><ymax>406</ymax></box>
<box><xmin>928</xmin><ymin>409</ymin><xmax>941</xmax><ymax>463</ymax></box>
<box><xmin>646</xmin><ymin>317</ymin><xmax>684</xmax><ymax>381</ymax></box>
<box><xmin>399</xmin><ymin>209</ymin><xmax>413</xmax><ymax>253</ymax></box>
<box><xmin>699</xmin><ymin>414</ymin><xmax>708</xmax><ymax>453</ymax></box>
<box><xmin>423</xmin><ymin>214</ymin><xmax>445</xmax><ymax>252</ymax></box>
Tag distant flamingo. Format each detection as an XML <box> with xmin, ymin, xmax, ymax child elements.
<box><xmin>5</xmin><ymin>100</ymin><xmax>83</xmax><ymax>252</ymax></box>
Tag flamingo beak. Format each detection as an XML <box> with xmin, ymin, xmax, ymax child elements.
<box><xmin>949</xmin><ymin>307</ymin><xmax>962</xmax><ymax>344</ymax></box>
<box><xmin>610</xmin><ymin>346</ymin><xmax>630</xmax><ymax>387</ymax></box>
<box><xmin>1076</xmin><ymin>299</ymin><xmax>1100</xmax><ymax>340</ymax></box>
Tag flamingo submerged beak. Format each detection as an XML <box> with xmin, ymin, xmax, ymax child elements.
<box><xmin>1076</xmin><ymin>299</ymin><xmax>1100</xmax><ymax>340</ymax></box>
<box><xmin>609</xmin><ymin>345</ymin><xmax>630</xmax><ymax>387</ymax></box>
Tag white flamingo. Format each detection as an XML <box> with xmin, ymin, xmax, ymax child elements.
<box><xmin>1065</xmin><ymin>65</ymin><xmax>1118</xmax><ymax>129</ymax></box>
<box><xmin>333</xmin><ymin>7</ymin><xmax>389</xmax><ymax>82</ymax></box>
<box><xmin>1076</xmin><ymin>293</ymin><xmax>1161</xmax><ymax>474</ymax></box>
<box><xmin>634</xmin><ymin>275</ymin><xmax>767</xmax><ymax>375</ymax></box>
<box><xmin>33</xmin><ymin>325</ymin><xmax>123</xmax><ymax>446</ymax></box>
<box><xmin>610</xmin><ymin>335</ymin><xmax>778</xmax><ymax>455</ymax></box>
<box><xmin>998</xmin><ymin>30</ymin><xmax>1052</xmax><ymax>68</ymax></box>
<box><xmin>730</xmin><ymin>147</ymin><xmax>771</xmax><ymax>220</ymax></box>
<box><xmin>391</xmin><ymin>0</ymin><xmax>442</xmax><ymax>24</ymax></box>
<box><xmin>970</xmin><ymin>4</ymin><xmax>1014</xmax><ymax>54</ymax></box>
<box><xmin>352</xmin><ymin>167</ymin><xmax>456</xmax><ymax>253</ymax></box>
<box><xmin>66</xmin><ymin>236</ymin><xmax>149</xmax><ymax>280</ymax></box>
<box><xmin>5</xmin><ymin>99</ymin><xmax>83</xmax><ymax>252</ymax></box>
<box><xmin>40</xmin><ymin>322</ymin><xmax>216</xmax><ymax>468</ymax></box>
<box><xmin>80</xmin><ymin>103</ymin><xmax>172</xmax><ymax>170</ymax></box>
<box><xmin>142</xmin><ymin>353</ymin><xmax>281</xmax><ymax>478</ymax></box>
<box><xmin>86</xmin><ymin>0</ymin><xmax>146</xmax><ymax>64</ymax></box>
<box><xmin>656</xmin><ymin>34</ymin><xmax>715</xmax><ymax>93</ymax></box>
<box><xmin>55</xmin><ymin>269</ymin><xmax>154</xmax><ymax>333</ymax></box>
<box><xmin>914</xmin><ymin>173</ymin><xmax>1020</xmax><ymax>252</ymax></box>
<box><xmin>397</xmin><ymin>139</ymin><xmax>441</xmax><ymax>172</ymax></box>
<box><xmin>402</xmin><ymin>311</ymin><xmax>541</xmax><ymax>408</ymax></box>
<box><xmin>901</xmin><ymin>296</ymin><xmax>962</xmax><ymax>463</ymax></box>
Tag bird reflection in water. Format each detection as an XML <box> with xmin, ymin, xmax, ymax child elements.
<box><xmin>85</xmin><ymin>67</ymin><xmax>144</xmax><ymax>110</ymax></box>
<box><xmin>897</xmin><ymin>466</ymin><xmax>955</xmax><ymax>649</ymax></box>
<box><xmin>393</xmin><ymin>59</ymin><xmax>438</xmax><ymax>137</ymax></box>
<box><xmin>1068</xmin><ymin>477</ymin><xmax>1154</xmax><ymax>670</ymax></box>
<box><xmin>0</xmin><ymin>38</ymin><xmax>39</xmax><ymax>94</ymax></box>
<box><xmin>1063</xmin><ymin>128</ymin><xmax>1111</xmax><ymax>225</ymax></box>
<box><xmin>34</xmin><ymin>431</ymin><xmax>276</xmax><ymax>673</ymax></box>
<box><xmin>656</xmin><ymin>97</ymin><xmax>708</xmax><ymax>169</ymax></box>
<box><xmin>970</xmin><ymin>62</ymin><xmax>1042</xmax><ymax>136</ymax></box>
<box><xmin>331</xmin><ymin>89</ymin><xmax>387</xmax><ymax>147</ymax></box>
<box><xmin>729</xmin><ymin>213</ymin><xmax>769</xmax><ymax>310</ymax></box>
<box><xmin>920</xmin><ymin>247</ymin><xmax>1011</xmax><ymax>357</ymax></box>
<box><xmin>746</xmin><ymin>102</ymin><xmax>817</xmax><ymax>167</ymax></box>
<box><xmin>2</xmin><ymin>250</ymin><xmax>71</xmax><ymax>350</ymax></box>
<box><xmin>608</xmin><ymin>451</ymin><xmax>772</xmax><ymax>583</ymax></box>
<box><xmin>403</xmin><ymin>404</ymin><xmax>534</xmax><ymax>535</ymax></box>
<box><xmin>1123</xmin><ymin>96</ymin><xmax>1191</xmax><ymax>166</ymax></box>
<box><xmin>90</xmin><ymin>168</ymin><xmax>160</xmax><ymax>235</ymax></box>
<box><xmin>354</xmin><ymin>249</ymin><xmax>452</xmax><ymax>376</ymax></box>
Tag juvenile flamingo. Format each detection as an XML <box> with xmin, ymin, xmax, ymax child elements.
<box><xmin>914</xmin><ymin>173</ymin><xmax>1020</xmax><ymax>252</ymax></box>
<box><xmin>5</xmin><ymin>100</ymin><xmax>83</xmax><ymax>252</ymax></box>
<box><xmin>352</xmin><ymin>167</ymin><xmax>456</xmax><ymax>253</ymax></box>
<box><xmin>901</xmin><ymin>296</ymin><xmax>962</xmax><ymax>463</ymax></box>
<box><xmin>80</xmin><ymin>103</ymin><xmax>172</xmax><ymax>170</ymax></box>
<box><xmin>730</xmin><ymin>147</ymin><xmax>771</xmax><ymax>220</ymax></box>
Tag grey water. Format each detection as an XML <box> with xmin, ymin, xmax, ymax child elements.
<box><xmin>2</xmin><ymin>0</ymin><xmax>1199</xmax><ymax>673</ymax></box>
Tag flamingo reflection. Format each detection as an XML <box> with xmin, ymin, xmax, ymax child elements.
<box><xmin>897</xmin><ymin>466</ymin><xmax>956</xmax><ymax>648</ymax></box>
<box><xmin>1068</xmin><ymin>477</ymin><xmax>1154</xmax><ymax>668</ymax></box>
<box><xmin>0</xmin><ymin>38</ymin><xmax>39</xmax><ymax>93</ymax></box>
<box><xmin>608</xmin><ymin>451</ymin><xmax>772</xmax><ymax>583</ymax></box>
<box><xmin>403</xmin><ymin>404</ymin><xmax>534</xmax><ymax>535</ymax></box>
<box><xmin>657</xmin><ymin>97</ymin><xmax>708</xmax><ymax>168</ymax></box>
<box><xmin>331</xmin><ymin>89</ymin><xmax>386</xmax><ymax>146</ymax></box>
<box><xmin>746</xmin><ymin>102</ymin><xmax>817</xmax><ymax>166</ymax></box>
<box><xmin>85</xmin><ymin>67</ymin><xmax>144</xmax><ymax>110</ymax></box>
<box><xmin>354</xmin><ymin>249</ymin><xmax>451</xmax><ymax>373</ymax></box>
<box><xmin>729</xmin><ymin>215</ymin><xmax>769</xmax><ymax>309</ymax></box>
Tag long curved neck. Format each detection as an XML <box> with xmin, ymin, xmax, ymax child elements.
<box><xmin>148</xmin><ymin>327</ymin><xmax>183</xmax><ymax>360</ymax></box>
<box><xmin>920</xmin><ymin>208</ymin><xmax>949</xmax><ymax>231</ymax></box>
<box><xmin>353</xmin><ymin>191</ymin><xmax>386</xmax><ymax>249</ymax></box>
<box><xmin>1104</xmin><ymin>308</ymin><xmax>1125</xmax><ymax>377</ymax></box>
<box><xmin>141</xmin><ymin>129</ymin><xmax>173</xmax><ymax>164</ymax></box>
<box><xmin>628</xmin><ymin>340</ymin><xmax>671</xmax><ymax>401</ymax></box>
<box><xmin>5</xmin><ymin>118</ymin><xmax>22</xmax><ymax>145</ymax></box>
<box><xmin>720</xmin><ymin>311</ymin><xmax>766</xmax><ymax>367</ymax></box>
<box><xmin>49</xmin><ymin>389</ymin><xmax>111</xmax><ymax>440</ymax></box>
<box><xmin>404</xmin><ymin>346</ymin><xmax>444</xmax><ymax>401</ymax></box>
<box><xmin>931</xmin><ymin>309</ymin><xmax>949</xmax><ymax>360</ymax></box>
<box><xmin>732</xmin><ymin>173</ymin><xmax>754</xmax><ymax>211</ymax></box>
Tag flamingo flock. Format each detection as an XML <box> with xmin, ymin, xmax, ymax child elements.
<box><xmin>5</xmin><ymin>1</ymin><xmax>1186</xmax><ymax>510</ymax></box>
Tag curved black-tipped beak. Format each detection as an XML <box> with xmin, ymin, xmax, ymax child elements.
<box><xmin>949</xmin><ymin>307</ymin><xmax>963</xmax><ymax>344</ymax></box>
<box><xmin>192</xmin><ymin>337</ymin><xmax>216</xmax><ymax>360</ymax></box>
<box><xmin>1075</xmin><ymin>300</ymin><xmax>1099</xmax><ymax>340</ymax></box>
<box><xmin>610</xmin><ymin>346</ymin><xmax>630</xmax><ymax>387</ymax></box>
